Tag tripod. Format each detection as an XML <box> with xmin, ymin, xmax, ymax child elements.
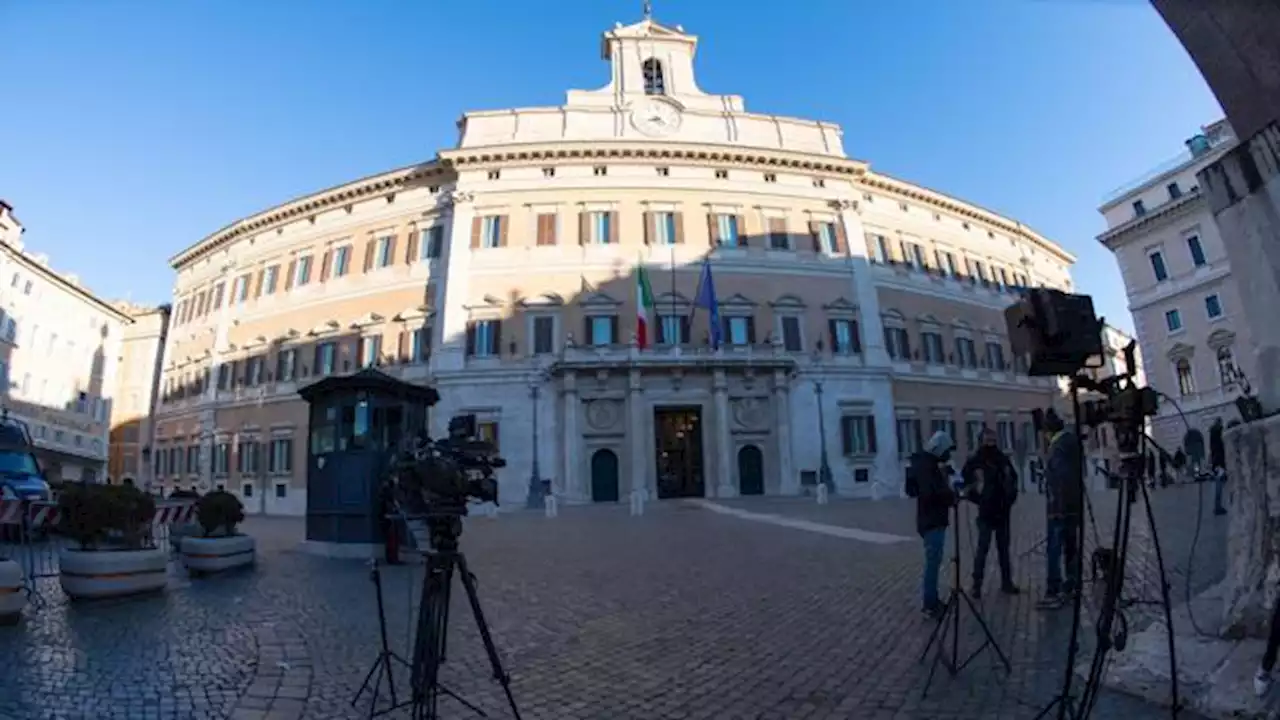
<box><xmin>409</xmin><ymin>513</ymin><xmax>522</xmax><ymax>720</ymax></box>
<box><xmin>918</xmin><ymin>498</ymin><xmax>1011</xmax><ymax>697</ymax></box>
<box><xmin>352</xmin><ymin>558</ymin><xmax>413</xmax><ymax>718</ymax></box>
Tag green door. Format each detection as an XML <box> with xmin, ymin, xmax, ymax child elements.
<box><xmin>591</xmin><ymin>449</ymin><xmax>620</xmax><ymax>503</ymax></box>
<box><xmin>738</xmin><ymin>444</ymin><xmax>764</xmax><ymax>496</ymax></box>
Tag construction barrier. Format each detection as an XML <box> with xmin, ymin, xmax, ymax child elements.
<box><xmin>0</xmin><ymin>499</ymin><xmax>197</xmax><ymax>600</ymax></box>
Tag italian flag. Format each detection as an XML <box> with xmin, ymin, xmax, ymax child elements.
<box><xmin>636</xmin><ymin>262</ymin><xmax>656</xmax><ymax>349</ymax></box>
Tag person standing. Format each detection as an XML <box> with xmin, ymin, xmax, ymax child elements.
<box><xmin>963</xmin><ymin>428</ymin><xmax>1021</xmax><ymax>598</ymax></box>
<box><xmin>1210</xmin><ymin>418</ymin><xmax>1227</xmax><ymax>515</ymax></box>
<box><xmin>1038</xmin><ymin>409</ymin><xmax>1082</xmax><ymax>610</ymax></box>
<box><xmin>907</xmin><ymin>430</ymin><xmax>957</xmax><ymax>620</ymax></box>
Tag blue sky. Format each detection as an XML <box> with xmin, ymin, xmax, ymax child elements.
<box><xmin>0</xmin><ymin>0</ymin><xmax>1220</xmax><ymax>333</ymax></box>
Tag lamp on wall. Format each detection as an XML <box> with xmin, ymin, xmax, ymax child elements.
<box><xmin>525</xmin><ymin>364</ymin><xmax>553</xmax><ymax>509</ymax></box>
<box><xmin>811</xmin><ymin>344</ymin><xmax>834</xmax><ymax>493</ymax></box>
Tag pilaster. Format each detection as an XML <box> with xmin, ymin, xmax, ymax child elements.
<box><xmin>712</xmin><ymin>368</ymin><xmax>734</xmax><ymax>497</ymax></box>
<box><xmin>835</xmin><ymin>201</ymin><xmax>890</xmax><ymax>367</ymax></box>
<box><xmin>628</xmin><ymin>369</ymin><xmax>647</xmax><ymax>497</ymax></box>
<box><xmin>773</xmin><ymin>369</ymin><xmax>796</xmax><ymax>494</ymax></box>
<box><xmin>561</xmin><ymin>371</ymin><xmax>582</xmax><ymax>501</ymax></box>
<box><xmin>433</xmin><ymin>191</ymin><xmax>476</xmax><ymax>373</ymax></box>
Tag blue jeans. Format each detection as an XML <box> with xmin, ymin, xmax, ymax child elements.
<box><xmin>921</xmin><ymin>527</ymin><xmax>947</xmax><ymax>608</ymax></box>
<box><xmin>1214</xmin><ymin>471</ymin><xmax>1227</xmax><ymax>512</ymax></box>
<box><xmin>1046</xmin><ymin>517</ymin><xmax>1079</xmax><ymax>596</ymax></box>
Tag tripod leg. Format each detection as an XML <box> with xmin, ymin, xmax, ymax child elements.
<box><xmin>957</xmin><ymin>589</ymin><xmax>1011</xmax><ymax>671</ymax></box>
<box><xmin>456</xmin><ymin>554</ymin><xmax>524</xmax><ymax>720</ymax></box>
<box><xmin>412</xmin><ymin>552</ymin><xmax>453</xmax><ymax>720</ymax></box>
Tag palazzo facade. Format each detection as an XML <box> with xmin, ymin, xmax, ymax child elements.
<box><xmin>152</xmin><ymin>12</ymin><xmax>1074</xmax><ymax>514</ymax></box>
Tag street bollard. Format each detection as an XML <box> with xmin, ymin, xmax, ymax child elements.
<box><xmin>545</xmin><ymin>494</ymin><xmax>559</xmax><ymax>519</ymax></box>
<box><xmin>629</xmin><ymin>488</ymin><xmax>646</xmax><ymax>517</ymax></box>
<box><xmin>871</xmin><ymin>482</ymin><xmax>882</xmax><ymax>501</ymax></box>
<box><xmin>816</xmin><ymin>483</ymin><xmax>829</xmax><ymax>505</ymax></box>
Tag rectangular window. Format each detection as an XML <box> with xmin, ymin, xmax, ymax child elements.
<box><xmin>186</xmin><ymin>446</ymin><xmax>199</xmax><ymax>474</ymax></box>
<box><xmin>409</xmin><ymin>327</ymin><xmax>431</xmax><ymax>362</ymax></box>
<box><xmin>985</xmin><ymin>342</ymin><xmax>1005</xmax><ymax>371</ymax></box>
<box><xmin>275</xmin><ymin>483</ymin><xmax>287</xmax><ymax>499</ymax></box>
<box><xmin>883</xmin><ymin>327</ymin><xmax>911</xmax><ymax>360</ymax></box>
<box><xmin>533</xmin><ymin>316</ymin><xmax>555</xmax><ymax>354</ymax></box>
<box><xmin>872</xmin><ymin>234</ymin><xmax>890</xmax><ymax>263</ymax></box>
<box><xmin>213</xmin><ymin>442</ymin><xmax>230</xmax><ymax>476</ymax></box>
<box><xmin>818</xmin><ymin>222</ymin><xmax>838</xmax><ymax>253</ymax></box>
<box><xmin>246</xmin><ymin>356</ymin><xmax>263</xmax><ymax>385</ymax></box>
<box><xmin>1150</xmin><ymin>251</ymin><xmax>1168</xmax><ymax>281</ymax></box>
<box><xmin>423</xmin><ymin>226</ymin><xmax>444</xmax><ymax>259</ymax></box>
<box><xmin>780</xmin><ymin>316</ymin><xmax>802</xmax><ymax>351</ymax></box>
<box><xmin>469</xmin><ymin>319</ymin><xmax>501</xmax><ymax>356</ymax></box>
<box><xmin>375</xmin><ymin>235</ymin><xmax>393</xmax><ymax>268</ymax></box>
<box><xmin>535</xmin><ymin>213</ymin><xmax>557</xmax><ymax>246</ymax></box>
<box><xmin>955</xmin><ymin>337</ymin><xmax>977</xmax><ymax>367</ymax></box>
<box><xmin>333</xmin><ymin>245</ymin><xmax>351</xmax><ymax>277</ymax></box>
<box><xmin>896</xmin><ymin>418</ymin><xmax>923</xmax><ymax>456</ymax></box>
<box><xmin>295</xmin><ymin>255</ymin><xmax>313</xmax><ymax>286</ymax></box>
<box><xmin>237</xmin><ymin>441</ymin><xmax>260</xmax><ymax>474</ymax></box>
<box><xmin>1205</xmin><ymin>294</ymin><xmax>1223</xmax><ymax>319</ymax></box>
<box><xmin>716</xmin><ymin>214</ymin><xmax>740</xmax><ymax>247</ymax></box>
<box><xmin>658</xmin><ymin>315</ymin><xmax>688</xmax><ymax>345</ymax></box>
<box><xmin>1167</xmin><ymin>182</ymin><xmax>1182</xmax><ymax>200</ymax></box>
<box><xmin>268</xmin><ymin>438</ymin><xmax>294</xmax><ymax>474</ymax></box>
<box><xmin>997</xmin><ymin>267</ymin><xmax>1009</xmax><ymax>288</ymax></box>
<box><xmin>482</xmin><ymin>216</ymin><xmax>503</xmax><ymax>248</ymax></box>
<box><xmin>315</xmin><ymin>342</ymin><xmax>337</xmax><ymax>375</ymax></box>
<box><xmin>359</xmin><ymin>336</ymin><xmax>382</xmax><ymax>367</ymax></box>
<box><xmin>235</xmin><ymin>275</ymin><xmax>250</xmax><ymax>303</ymax></box>
<box><xmin>590</xmin><ymin>212</ymin><xmax>612</xmax><ymax>245</ymax></box>
<box><xmin>767</xmin><ymin>217</ymin><xmax>788</xmax><ymax>250</ymax></box>
<box><xmin>829</xmin><ymin>319</ymin><xmax>859</xmax><ymax>354</ymax></box>
<box><xmin>263</xmin><ymin>266</ymin><xmax>279</xmax><ymax>295</ymax></box>
<box><xmin>921</xmin><ymin>332</ymin><xmax>944</xmax><ymax>363</ymax></box>
<box><xmin>974</xmin><ymin>260</ymin><xmax>988</xmax><ymax>283</ymax></box>
<box><xmin>1187</xmin><ymin>235</ymin><xmax>1206</xmax><ymax>267</ymax></box>
<box><xmin>654</xmin><ymin>211</ymin><xmax>676</xmax><ymax>246</ymax></box>
<box><xmin>727</xmin><ymin>316</ymin><xmax>752</xmax><ymax>346</ymax></box>
<box><xmin>589</xmin><ymin>316</ymin><xmax>615</xmax><ymax>346</ymax></box>
<box><xmin>839</xmin><ymin>415</ymin><xmax>877</xmax><ymax>455</ymax></box>
<box><xmin>997</xmin><ymin>420</ymin><xmax>1016</xmax><ymax>452</ymax></box>
<box><xmin>965</xmin><ymin>420</ymin><xmax>984</xmax><ymax>454</ymax></box>
<box><xmin>277</xmin><ymin>348</ymin><xmax>296</xmax><ymax>382</ymax></box>
<box><xmin>1165</xmin><ymin>309</ymin><xmax>1182</xmax><ymax>332</ymax></box>
<box><xmin>1133</xmin><ymin>199</ymin><xmax>1147</xmax><ymax>216</ymax></box>
<box><xmin>477</xmin><ymin>421</ymin><xmax>500</xmax><ymax>451</ymax></box>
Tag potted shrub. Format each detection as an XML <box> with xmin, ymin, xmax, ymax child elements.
<box><xmin>0</xmin><ymin>553</ymin><xmax>25</xmax><ymax>624</ymax></box>
<box><xmin>166</xmin><ymin>489</ymin><xmax>202</xmax><ymax>552</ymax></box>
<box><xmin>180</xmin><ymin>490</ymin><xmax>254</xmax><ymax>576</ymax></box>
<box><xmin>57</xmin><ymin>483</ymin><xmax>168</xmax><ymax>600</ymax></box>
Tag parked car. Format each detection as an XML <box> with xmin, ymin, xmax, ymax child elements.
<box><xmin>0</xmin><ymin>419</ymin><xmax>51</xmax><ymax>502</ymax></box>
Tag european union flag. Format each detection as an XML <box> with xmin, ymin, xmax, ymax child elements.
<box><xmin>693</xmin><ymin>260</ymin><xmax>722</xmax><ymax>350</ymax></box>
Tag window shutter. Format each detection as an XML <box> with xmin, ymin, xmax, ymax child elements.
<box><xmin>707</xmin><ymin>214</ymin><xmax>719</xmax><ymax>246</ymax></box>
<box><xmin>285</xmin><ymin>260</ymin><xmax>297</xmax><ymax>290</ymax></box>
<box><xmin>537</xmin><ymin>214</ymin><xmax>556</xmax><ymax>246</ymax></box>
<box><xmin>397</xmin><ymin>331</ymin><xmax>409</xmax><ymax>362</ymax></box>
<box><xmin>656</xmin><ymin>314</ymin><xmax>666</xmax><ymax>344</ymax></box>
<box><xmin>852</xmin><ymin>320</ymin><xmax>862</xmax><ymax>353</ymax></box>
<box><xmin>609</xmin><ymin>316</ymin><xmax>619</xmax><ymax>345</ymax></box>
<box><xmin>840</xmin><ymin>416</ymin><xmax>853</xmax><ymax>455</ymax></box>
<box><xmin>737</xmin><ymin>215</ymin><xmax>748</xmax><ymax>247</ymax></box>
<box><xmin>578</xmin><ymin>211</ymin><xmax>589</xmax><ymax>245</ymax></box>
<box><xmin>642</xmin><ymin>211</ymin><xmax>652</xmax><ymax>245</ymax></box>
<box><xmin>386</xmin><ymin>235</ymin><xmax>398</xmax><ymax>262</ymax></box>
<box><xmin>828</xmin><ymin>319</ymin><xmax>839</xmax><ymax>353</ymax></box>
<box><xmin>405</xmin><ymin>231</ymin><xmax>419</xmax><ymax>263</ymax></box>
<box><xmin>319</xmin><ymin>250</ymin><xmax>333</xmax><ymax>282</ymax></box>
<box><xmin>680</xmin><ymin>317</ymin><xmax>691</xmax><ymax>343</ymax></box>
<box><xmin>583</xmin><ymin>315</ymin><xmax>592</xmax><ymax>344</ymax></box>
<box><xmin>902</xmin><ymin>331</ymin><xmax>913</xmax><ymax>359</ymax></box>
<box><xmin>363</xmin><ymin>240</ymin><xmax>375</xmax><ymax>272</ymax></box>
<box><xmin>834</xmin><ymin>221</ymin><xmax>847</xmax><ymax>254</ymax></box>
<box><xmin>883</xmin><ymin>327</ymin><xmax>894</xmax><ymax>358</ymax></box>
<box><xmin>253</xmin><ymin>270</ymin><xmax>264</xmax><ymax>299</ymax></box>
<box><xmin>673</xmin><ymin>212</ymin><xmax>685</xmax><ymax>244</ymax></box>
<box><xmin>498</xmin><ymin>216</ymin><xmax>509</xmax><ymax>247</ymax></box>
<box><xmin>465</xmin><ymin>324</ymin><xmax>476</xmax><ymax>356</ymax></box>
<box><xmin>470</xmin><ymin>216</ymin><xmax>482</xmax><ymax>249</ymax></box>
<box><xmin>608</xmin><ymin>211</ymin><xmax>620</xmax><ymax>245</ymax></box>
<box><xmin>746</xmin><ymin>317</ymin><xmax>757</xmax><ymax>344</ymax></box>
<box><xmin>867</xmin><ymin>417</ymin><xmax>878</xmax><ymax>453</ymax></box>
<box><xmin>809</xmin><ymin>221</ymin><xmax>821</xmax><ymax>252</ymax></box>
<box><xmin>492</xmin><ymin>320</ymin><xmax>503</xmax><ymax>354</ymax></box>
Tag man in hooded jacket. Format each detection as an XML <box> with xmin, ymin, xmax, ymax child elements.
<box><xmin>1038</xmin><ymin>408</ymin><xmax>1082</xmax><ymax>609</ymax></box>
<box><xmin>962</xmin><ymin>427</ymin><xmax>1020</xmax><ymax>598</ymax></box>
<box><xmin>908</xmin><ymin>430</ymin><xmax>957</xmax><ymax>620</ymax></box>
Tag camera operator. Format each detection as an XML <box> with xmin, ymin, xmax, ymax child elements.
<box><xmin>962</xmin><ymin>428</ymin><xmax>1020</xmax><ymax>599</ymax></box>
<box><xmin>907</xmin><ymin>430</ymin><xmax>958</xmax><ymax>621</ymax></box>
<box><xmin>1037</xmin><ymin>408</ymin><xmax>1082</xmax><ymax>610</ymax></box>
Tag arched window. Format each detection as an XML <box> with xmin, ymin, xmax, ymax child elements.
<box><xmin>642</xmin><ymin>58</ymin><xmax>666</xmax><ymax>95</ymax></box>
<box><xmin>1175</xmin><ymin>358</ymin><xmax>1196</xmax><ymax>396</ymax></box>
<box><xmin>1217</xmin><ymin>346</ymin><xmax>1237</xmax><ymax>387</ymax></box>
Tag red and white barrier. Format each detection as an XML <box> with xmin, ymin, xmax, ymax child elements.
<box><xmin>0</xmin><ymin>500</ymin><xmax>196</xmax><ymax>529</ymax></box>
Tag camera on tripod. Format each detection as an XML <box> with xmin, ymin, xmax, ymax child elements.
<box><xmin>391</xmin><ymin>413</ymin><xmax>507</xmax><ymax>515</ymax></box>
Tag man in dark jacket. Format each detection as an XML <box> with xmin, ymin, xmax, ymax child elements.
<box><xmin>1210</xmin><ymin>418</ymin><xmax>1227</xmax><ymax>515</ymax></box>
<box><xmin>1038</xmin><ymin>409</ymin><xmax>1082</xmax><ymax>609</ymax></box>
<box><xmin>963</xmin><ymin>427</ymin><xmax>1020</xmax><ymax>598</ymax></box>
<box><xmin>909</xmin><ymin>430</ymin><xmax>957</xmax><ymax>620</ymax></box>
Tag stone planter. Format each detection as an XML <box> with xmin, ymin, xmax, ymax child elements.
<box><xmin>58</xmin><ymin>548</ymin><xmax>168</xmax><ymax>600</ymax></box>
<box><xmin>169</xmin><ymin>521</ymin><xmax>200</xmax><ymax>553</ymax></box>
<box><xmin>0</xmin><ymin>558</ymin><xmax>25</xmax><ymax>625</ymax></box>
<box><xmin>180</xmin><ymin>534</ymin><xmax>255</xmax><ymax>576</ymax></box>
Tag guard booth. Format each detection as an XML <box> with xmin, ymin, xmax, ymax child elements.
<box><xmin>297</xmin><ymin>368</ymin><xmax>438</xmax><ymax>556</ymax></box>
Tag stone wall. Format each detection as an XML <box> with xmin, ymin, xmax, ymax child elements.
<box><xmin>1220</xmin><ymin>413</ymin><xmax>1280</xmax><ymax>638</ymax></box>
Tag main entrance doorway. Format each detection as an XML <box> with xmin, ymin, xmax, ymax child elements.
<box><xmin>655</xmin><ymin>406</ymin><xmax>705</xmax><ymax>499</ymax></box>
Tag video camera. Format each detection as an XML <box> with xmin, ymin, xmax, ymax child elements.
<box><xmin>389</xmin><ymin>413</ymin><xmax>506</xmax><ymax>516</ymax></box>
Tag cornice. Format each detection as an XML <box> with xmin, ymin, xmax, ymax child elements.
<box><xmin>1097</xmin><ymin>191</ymin><xmax>1204</xmax><ymax>249</ymax></box>
<box><xmin>170</xmin><ymin>161</ymin><xmax>452</xmax><ymax>270</ymax></box>
<box><xmin>858</xmin><ymin>173</ymin><xmax>1075</xmax><ymax>265</ymax></box>
<box><xmin>438</xmin><ymin>140</ymin><xmax>869</xmax><ymax>176</ymax></box>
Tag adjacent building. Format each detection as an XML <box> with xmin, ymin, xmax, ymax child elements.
<box><xmin>0</xmin><ymin>200</ymin><xmax>132</xmax><ymax>482</ymax></box>
<box><xmin>107</xmin><ymin>302</ymin><xmax>170</xmax><ymax>486</ymax></box>
<box><xmin>1097</xmin><ymin>121</ymin><xmax>1245</xmax><ymax>450</ymax></box>
<box><xmin>155</xmin><ymin>12</ymin><xmax>1074</xmax><ymax>515</ymax></box>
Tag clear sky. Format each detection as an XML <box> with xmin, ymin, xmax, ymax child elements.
<box><xmin>1</xmin><ymin>0</ymin><xmax>1221</xmax><ymax>334</ymax></box>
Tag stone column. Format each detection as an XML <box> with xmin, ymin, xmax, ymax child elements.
<box><xmin>773</xmin><ymin>369</ymin><xmax>796</xmax><ymax>494</ymax></box>
<box><xmin>713</xmin><ymin>368</ymin><xmax>735</xmax><ymax>497</ymax></box>
<box><xmin>433</xmin><ymin>191</ymin><xmax>476</xmax><ymax>374</ymax></box>
<box><xmin>1220</xmin><ymin>415</ymin><xmax>1280</xmax><ymax>638</ymax></box>
<box><xmin>628</xmin><ymin>369</ymin><xmax>648</xmax><ymax>497</ymax></box>
<box><xmin>561</xmin><ymin>371</ymin><xmax>582</xmax><ymax>502</ymax></box>
<box><xmin>835</xmin><ymin>201</ymin><xmax>890</xmax><ymax>367</ymax></box>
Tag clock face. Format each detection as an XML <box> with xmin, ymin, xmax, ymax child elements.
<box><xmin>631</xmin><ymin>100</ymin><xmax>682</xmax><ymax>137</ymax></box>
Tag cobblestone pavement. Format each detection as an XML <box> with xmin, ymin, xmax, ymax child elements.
<box><xmin>0</xmin><ymin>482</ymin><xmax>1224</xmax><ymax>720</ymax></box>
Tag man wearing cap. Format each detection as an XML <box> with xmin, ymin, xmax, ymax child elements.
<box><xmin>908</xmin><ymin>430</ymin><xmax>958</xmax><ymax>620</ymax></box>
<box><xmin>1038</xmin><ymin>408</ymin><xmax>1082</xmax><ymax>609</ymax></box>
